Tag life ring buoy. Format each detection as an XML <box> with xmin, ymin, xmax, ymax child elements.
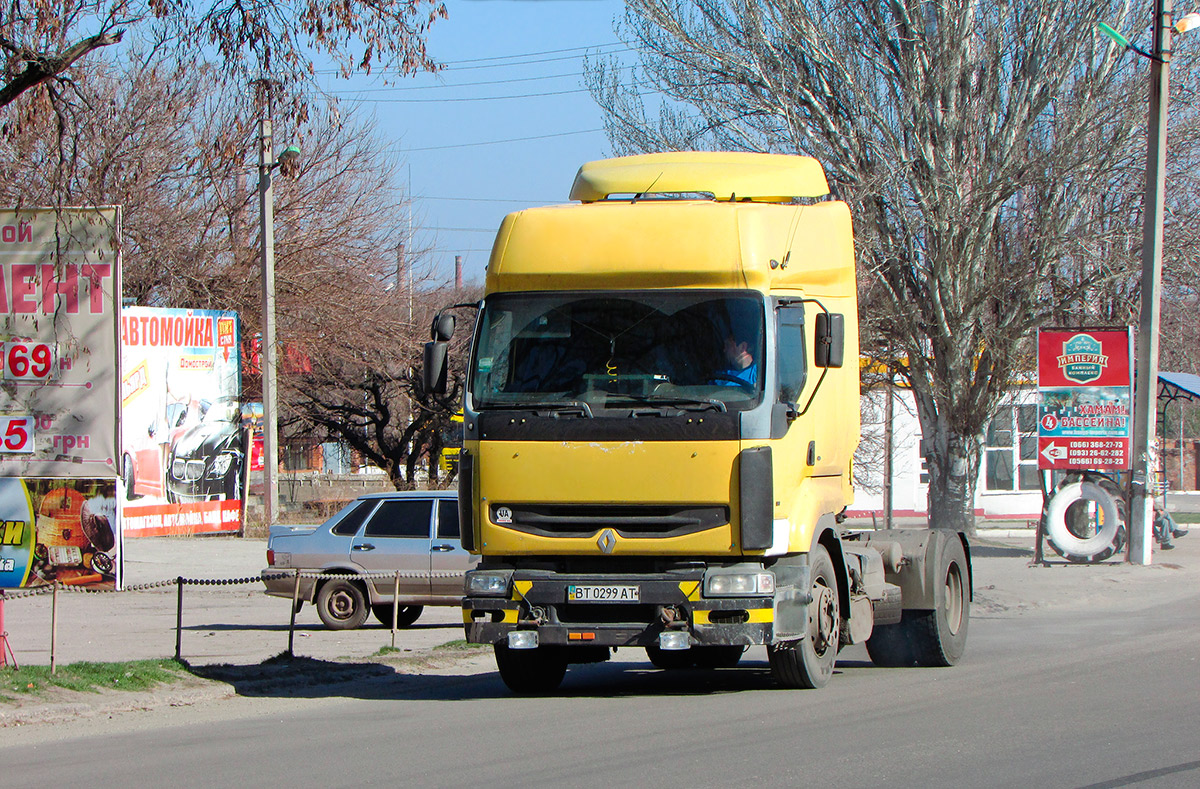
<box><xmin>1045</xmin><ymin>481</ymin><xmax>1121</xmax><ymax>560</ymax></box>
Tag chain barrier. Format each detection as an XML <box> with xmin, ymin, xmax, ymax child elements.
<box><xmin>2</xmin><ymin>569</ymin><xmax>464</xmax><ymax>598</ymax></box>
<box><xmin>2</xmin><ymin>568</ymin><xmax>472</xmax><ymax>669</ymax></box>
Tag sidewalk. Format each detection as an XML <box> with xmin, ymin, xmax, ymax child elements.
<box><xmin>1</xmin><ymin>519</ymin><xmax>1186</xmax><ymax>670</ymax></box>
<box><xmin>2</xmin><ymin>535</ymin><xmax>467</xmax><ymax>668</ymax></box>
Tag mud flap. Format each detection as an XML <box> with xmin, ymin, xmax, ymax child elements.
<box><xmin>771</xmin><ymin>564</ymin><xmax>812</xmax><ymax>641</ymax></box>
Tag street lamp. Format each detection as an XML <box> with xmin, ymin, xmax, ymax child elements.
<box><xmin>257</xmin><ymin>119</ymin><xmax>300</xmax><ymax>529</ymax></box>
<box><xmin>1098</xmin><ymin>3</ymin><xmax>1197</xmax><ymax>564</ymax></box>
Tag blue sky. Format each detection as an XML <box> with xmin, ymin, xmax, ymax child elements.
<box><xmin>327</xmin><ymin>0</ymin><xmax>629</xmax><ymax>287</ymax></box>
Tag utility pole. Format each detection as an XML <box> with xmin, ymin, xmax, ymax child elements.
<box><xmin>258</xmin><ymin>108</ymin><xmax>280</xmax><ymax>528</ymax></box>
<box><xmin>1129</xmin><ymin>0</ymin><xmax>1172</xmax><ymax>565</ymax></box>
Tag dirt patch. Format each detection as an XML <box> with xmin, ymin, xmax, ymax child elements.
<box><xmin>0</xmin><ymin>645</ymin><xmax>489</xmax><ymax>728</ymax></box>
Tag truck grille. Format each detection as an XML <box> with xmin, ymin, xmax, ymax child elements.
<box><xmin>490</xmin><ymin>504</ymin><xmax>727</xmax><ymax>539</ymax></box>
<box><xmin>556</xmin><ymin>603</ymin><xmax>658</xmax><ymax>625</ymax></box>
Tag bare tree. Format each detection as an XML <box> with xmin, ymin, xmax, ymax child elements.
<box><xmin>0</xmin><ymin>49</ymin><xmax>468</xmax><ymax>486</ymax></box>
<box><xmin>280</xmin><ymin>284</ymin><xmax>477</xmax><ymax>490</ymax></box>
<box><xmin>587</xmin><ymin>0</ymin><xmax>1200</xmax><ymax>530</ymax></box>
<box><xmin>0</xmin><ymin>0</ymin><xmax>446</xmax><ymax>118</ymax></box>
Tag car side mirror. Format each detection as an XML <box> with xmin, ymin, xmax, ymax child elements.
<box><xmin>814</xmin><ymin>313</ymin><xmax>844</xmax><ymax>368</ymax></box>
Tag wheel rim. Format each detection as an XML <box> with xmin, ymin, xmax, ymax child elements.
<box><xmin>809</xmin><ymin>578</ymin><xmax>838</xmax><ymax>657</ymax></box>
<box><xmin>329</xmin><ymin>589</ymin><xmax>356</xmax><ymax>620</ymax></box>
<box><xmin>944</xmin><ymin>562</ymin><xmax>964</xmax><ymax>636</ymax></box>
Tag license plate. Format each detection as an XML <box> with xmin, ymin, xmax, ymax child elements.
<box><xmin>567</xmin><ymin>584</ymin><xmax>640</xmax><ymax>603</ymax></box>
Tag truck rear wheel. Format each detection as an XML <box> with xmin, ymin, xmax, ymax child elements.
<box><xmin>371</xmin><ymin>603</ymin><xmax>423</xmax><ymax>628</ymax></box>
<box><xmin>645</xmin><ymin>645</ymin><xmax>694</xmax><ymax>670</ymax></box>
<box><xmin>768</xmin><ymin>545</ymin><xmax>839</xmax><ymax>689</ymax></box>
<box><xmin>316</xmin><ymin>579</ymin><xmax>369</xmax><ymax>630</ymax></box>
<box><xmin>867</xmin><ymin>534</ymin><xmax>969</xmax><ymax>667</ymax></box>
<box><xmin>494</xmin><ymin>644</ymin><xmax>567</xmax><ymax>695</ymax></box>
<box><xmin>692</xmin><ymin>645</ymin><xmax>746</xmax><ymax>669</ymax></box>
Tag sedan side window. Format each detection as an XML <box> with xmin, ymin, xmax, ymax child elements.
<box><xmin>363</xmin><ymin>499</ymin><xmax>433</xmax><ymax>538</ymax></box>
<box><xmin>331</xmin><ymin>500</ymin><xmax>378</xmax><ymax>536</ymax></box>
<box><xmin>437</xmin><ymin>499</ymin><xmax>460</xmax><ymax>539</ymax></box>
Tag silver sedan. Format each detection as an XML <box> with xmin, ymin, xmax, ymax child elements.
<box><xmin>262</xmin><ymin>490</ymin><xmax>477</xmax><ymax>630</ymax></box>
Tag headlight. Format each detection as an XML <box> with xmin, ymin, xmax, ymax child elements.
<box><xmin>208</xmin><ymin>452</ymin><xmax>234</xmax><ymax>478</ymax></box>
<box><xmin>704</xmin><ymin>571</ymin><xmax>775</xmax><ymax>597</ymax></box>
<box><xmin>466</xmin><ymin>571</ymin><xmax>511</xmax><ymax>596</ymax></box>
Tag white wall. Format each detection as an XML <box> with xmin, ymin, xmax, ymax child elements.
<box><xmin>850</xmin><ymin>386</ymin><xmax>1043</xmax><ymax>521</ymax></box>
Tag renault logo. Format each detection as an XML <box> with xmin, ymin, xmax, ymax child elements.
<box><xmin>597</xmin><ymin>529</ymin><xmax>616</xmax><ymax>554</ymax></box>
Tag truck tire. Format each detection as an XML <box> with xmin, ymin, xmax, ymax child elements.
<box><xmin>1047</xmin><ymin>476</ymin><xmax>1126</xmax><ymax>563</ymax></box>
<box><xmin>1045</xmin><ymin>481</ymin><xmax>1122</xmax><ymax>562</ymax></box>
<box><xmin>494</xmin><ymin>644</ymin><xmax>567</xmax><ymax>695</ymax></box>
<box><xmin>692</xmin><ymin>645</ymin><xmax>746</xmax><ymax>669</ymax></box>
<box><xmin>768</xmin><ymin>544</ymin><xmax>839</xmax><ymax>689</ymax></box>
<box><xmin>316</xmin><ymin>579</ymin><xmax>369</xmax><ymax>630</ymax></box>
<box><xmin>371</xmin><ymin>603</ymin><xmax>424</xmax><ymax>627</ymax></box>
<box><xmin>867</xmin><ymin>534</ymin><xmax>969</xmax><ymax>667</ymax></box>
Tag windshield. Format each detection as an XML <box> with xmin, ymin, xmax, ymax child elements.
<box><xmin>470</xmin><ymin>291</ymin><xmax>764</xmax><ymax>411</ymax></box>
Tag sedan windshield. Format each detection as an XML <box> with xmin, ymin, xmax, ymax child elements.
<box><xmin>470</xmin><ymin>291</ymin><xmax>764</xmax><ymax>411</ymax></box>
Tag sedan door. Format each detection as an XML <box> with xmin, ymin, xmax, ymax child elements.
<box><xmin>430</xmin><ymin>497</ymin><xmax>479</xmax><ymax>597</ymax></box>
<box><xmin>350</xmin><ymin>498</ymin><xmax>434</xmax><ymax>599</ymax></box>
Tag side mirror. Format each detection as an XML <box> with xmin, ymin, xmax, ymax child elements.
<box><xmin>424</xmin><ymin>340</ymin><xmax>449</xmax><ymax>394</ymax></box>
<box><xmin>431</xmin><ymin>314</ymin><xmax>456</xmax><ymax>342</ymax></box>
<box><xmin>814</xmin><ymin>313</ymin><xmax>844</xmax><ymax>368</ymax></box>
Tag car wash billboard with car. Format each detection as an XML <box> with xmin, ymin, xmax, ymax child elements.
<box><xmin>120</xmin><ymin>306</ymin><xmax>243</xmax><ymax>536</ymax></box>
<box><xmin>1037</xmin><ymin>327</ymin><xmax>1133</xmax><ymax>471</ymax></box>
<box><xmin>0</xmin><ymin>207</ymin><xmax>121</xmax><ymax>590</ymax></box>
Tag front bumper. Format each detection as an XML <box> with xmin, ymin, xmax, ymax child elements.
<box><xmin>463</xmin><ymin>571</ymin><xmax>775</xmax><ymax>648</ymax></box>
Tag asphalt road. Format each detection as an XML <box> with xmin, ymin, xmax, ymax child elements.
<box><xmin>2</xmin><ymin>531</ymin><xmax>1199</xmax><ymax>788</ymax></box>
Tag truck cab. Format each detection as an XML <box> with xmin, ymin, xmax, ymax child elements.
<box><xmin>426</xmin><ymin>152</ymin><xmax>970</xmax><ymax>693</ymax></box>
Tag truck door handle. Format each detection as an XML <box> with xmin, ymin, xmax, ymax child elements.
<box><xmin>431</xmin><ymin>544</ymin><xmax>454</xmax><ymax>552</ymax></box>
<box><xmin>352</xmin><ymin>543</ymin><xmax>376</xmax><ymax>552</ymax></box>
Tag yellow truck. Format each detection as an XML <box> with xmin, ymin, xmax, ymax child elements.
<box><xmin>424</xmin><ymin>152</ymin><xmax>971</xmax><ymax>693</ymax></box>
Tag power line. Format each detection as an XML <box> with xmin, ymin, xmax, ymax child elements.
<box><xmin>328</xmin><ymin>64</ymin><xmax>635</xmax><ymax>94</ymax></box>
<box><xmin>328</xmin><ymin>71</ymin><xmax>584</xmax><ymax>94</ymax></box>
<box><xmin>398</xmin><ymin>127</ymin><xmax>605</xmax><ymax>153</ymax></box>
<box><xmin>442</xmin><ymin>47</ymin><xmax>634</xmax><ymax>72</ymax></box>
<box><xmin>346</xmin><ymin>87</ymin><xmax>591</xmax><ymax>104</ymax></box>
<box><xmin>446</xmin><ymin>42</ymin><xmax>626</xmax><ymax>66</ymax></box>
<box><xmin>418</xmin><ymin>195</ymin><xmax>557</xmax><ymax>204</ymax></box>
<box><xmin>317</xmin><ymin>43</ymin><xmax>631</xmax><ymax>76</ymax></box>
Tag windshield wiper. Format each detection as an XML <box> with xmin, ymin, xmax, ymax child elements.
<box><xmin>599</xmin><ymin>393</ymin><xmax>726</xmax><ymax>415</ymax></box>
<box><xmin>642</xmin><ymin>395</ymin><xmax>727</xmax><ymax>414</ymax></box>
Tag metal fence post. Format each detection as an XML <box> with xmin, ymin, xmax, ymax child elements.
<box><xmin>50</xmin><ymin>581</ymin><xmax>58</xmax><ymax>675</ymax></box>
<box><xmin>0</xmin><ymin>589</ymin><xmax>15</xmax><ymax>669</ymax></box>
<box><xmin>288</xmin><ymin>569</ymin><xmax>301</xmax><ymax>656</ymax></box>
<box><xmin>391</xmin><ymin>571</ymin><xmax>401</xmax><ymax>649</ymax></box>
<box><xmin>175</xmin><ymin>577</ymin><xmax>184</xmax><ymax>662</ymax></box>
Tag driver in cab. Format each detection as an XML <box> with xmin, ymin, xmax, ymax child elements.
<box><xmin>712</xmin><ymin>331</ymin><xmax>758</xmax><ymax>388</ymax></box>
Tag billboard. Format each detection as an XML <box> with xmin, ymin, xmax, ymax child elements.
<box><xmin>0</xmin><ymin>208</ymin><xmax>120</xmax><ymax>476</ymax></box>
<box><xmin>1037</xmin><ymin>328</ymin><xmax>1133</xmax><ymax>471</ymax></box>
<box><xmin>0</xmin><ymin>477</ymin><xmax>118</xmax><ymax>589</ymax></box>
<box><xmin>0</xmin><ymin>207</ymin><xmax>122</xmax><ymax>589</ymax></box>
<box><xmin>120</xmin><ymin>307</ymin><xmax>244</xmax><ymax>536</ymax></box>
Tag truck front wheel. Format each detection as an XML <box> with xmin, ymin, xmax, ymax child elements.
<box><xmin>867</xmin><ymin>534</ymin><xmax>969</xmax><ymax>667</ymax></box>
<box><xmin>768</xmin><ymin>545</ymin><xmax>839</xmax><ymax>689</ymax></box>
<box><xmin>494</xmin><ymin>644</ymin><xmax>567</xmax><ymax>695</ymax></box>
